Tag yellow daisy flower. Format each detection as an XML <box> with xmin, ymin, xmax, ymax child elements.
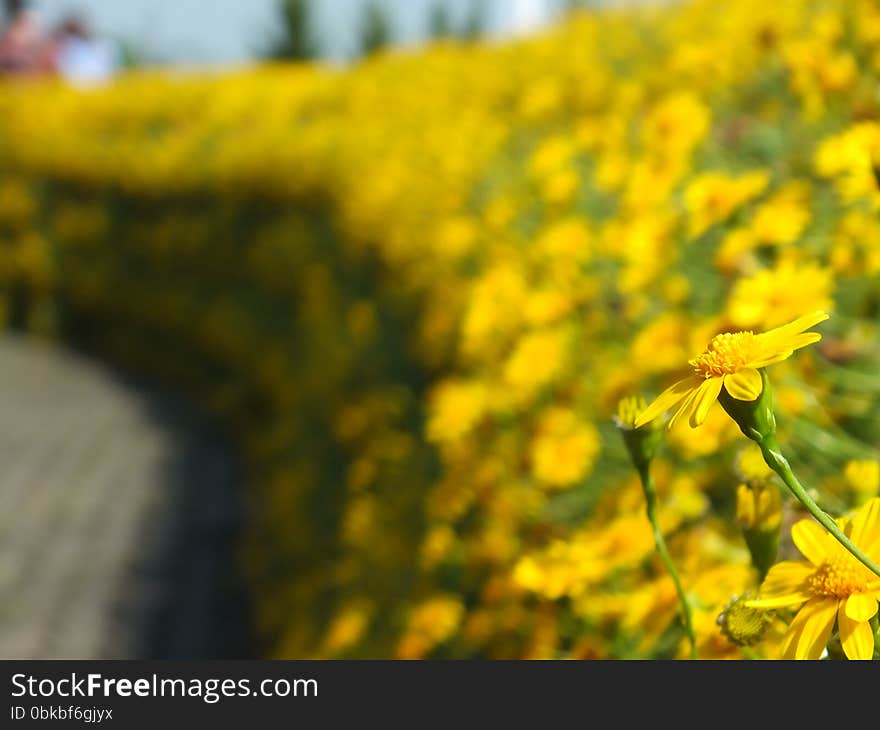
<box><xmin>635</xmin><ymin>311</ymin><xmax>829</xmax><ymax>429</ymax></box>
<box><xmin>747</xmin><ymin>498</ymin><xmax>880</xmax><ymax>660</ymax></box>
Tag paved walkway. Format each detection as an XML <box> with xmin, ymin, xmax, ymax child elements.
<box><xmin>0</xmin><ymin>336</ymin><xmax>250</xmax><ymax>659</ymax></box>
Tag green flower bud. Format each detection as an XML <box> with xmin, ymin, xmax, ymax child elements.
<box><xmin>614</xmin><ymin>396</ymin><xmax>663</xmax><ymax>471</ymax></box>
<box><xmin>717</xmin><ymin>594</ymin><xmax>773</xmax><ymax>648</ymax></box>
<box><xmin>736</xmin><ymin>483</ymin><xmax>781</xmax><ymax>580</ymax></box>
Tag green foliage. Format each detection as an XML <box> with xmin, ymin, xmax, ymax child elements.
<box><xmin>269</xmin><ymin>0</ymin><xmax>319</xmax><ymax>61</ymax></box>
<box><xmin>359</xmin><ymin>1</ymin><xmax>392</xmax><ymax>57</ymax></box>
<box><xmin>428</xmin><ymin>2</ymin><xmax>453</xmax><ymax>39</ymax></box>
<box><xmin>461</xmin><ymin>1</ymin><xmax>486</xmax><ymax>40</ymax></box>
<box><xmin>429</xmin><ymin>1</ymin><xmax>486</xmax><ymax>43</ymax></box>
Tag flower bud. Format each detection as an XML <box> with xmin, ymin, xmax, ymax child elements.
<box><xmin>717</xmin><ymin>594</ymin><xmax>773</xmax><ymax>647</ymax></box>
<box><xmin>614</xmin><ymin>396</ymin><xmax>663</xmax><ymax>471</ymax></box>
<box><xmin>736</xmin><ymin>483</ymin><xmax>782</xmax><ymax>579</ymax></box>
<box><xmin>736</xmin><ymin>483</ymin><xmax>782</xmax><ymax>531</ymax></box>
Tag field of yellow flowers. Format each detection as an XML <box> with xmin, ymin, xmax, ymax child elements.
<box><xmin>1</xmin><ymin>0</ymin><xmax>879</xmax><ymax>659</ymax></box>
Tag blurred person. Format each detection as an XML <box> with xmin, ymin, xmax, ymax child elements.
<box><xmin>53</xmin><ymin>15</ymin><xmax>118</xmax><ymax>85</ymax></box>
<box><xmin>0</xmin><ymin>0</ymin><xmax>52</xmax><ymax>75</ymax></box>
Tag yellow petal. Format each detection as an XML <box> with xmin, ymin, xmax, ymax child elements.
<box><xmin>850</xmin><ymin>498</ymin><xmax>880</xmax><ymax>556</ymax></box>
<box><xmin>667</xmin><ymin>382</ymin><xmax>703</xmax><ymax>430</ymax></box>
<box><xmin>838</xmin><ymin>603</ymin><xmax>875</xmax><ymax>661</ymax></box>
<box><xmin>781</xmin><ymin>597</ymin><xmax>837</xmax><ymax>660</ymax></box>
<box><xmin>791</xmin><ymin>519</ymin><xmax>831</xmax><ymax>566</ymax></box>
<box><xmin>634</xmin><ymin>376</ymin><xmax>702</xmax><ymax>429</ymax></box>
<box><xmin>753</xmin><ymin>311</ymin><xmax>829</xmax><ymax>366</ymax></box>
<box><xmin>780</xmin><ymin>604</ymin><xmax>810</xmax><ymax>659</ymax></box>
<box><xmin>689</xmin><ymin>376</ymin><xmax>724</xmax><ymax>427</ymax></box>
<box><xmin>747</xmin><ymin>593</ymin><xmax>812</xmax><ymax>609</ymax></box>
<box><xmin>747</xmin><ymin>351</ymin><xmax>793</xmax><ymax>369</ymax></box>
<box><xmin>760</xmin><ymin>311</ymin><xmax>830</xmax><ymax>344</ymax></box>
<box><xmin>747</xmin><ymin>561</ymin><xmax>813</xmax><ymax>608</ymax></box>
<box><xmin>779</xmin><ymin>614</ymin><xmax>803</xmax><ymax>659</ymax></box>
<box><xmin>722</xmin><ymin>368</ymin><xmax>763</xmax><ymax>401</ymax></box>
<box><xmin>774</xmin><ymin>332</ymin><xmax>822</xmax><ymax>353</ymax></box>
<box><xmin>794</xmin><ymin>597</ymin><xmax>838</xmax><ymax>660</ymax></box>
<box><xmin>845</xmin><ymin>593</ymin><xmax>879</xmax><ymax>622</ymax></box>
<box><xmin>750</xmin><ymin>335</ymin><xmax>821</xmax><ymax>368</ymax></box>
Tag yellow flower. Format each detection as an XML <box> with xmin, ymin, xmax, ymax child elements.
<box><xmin>635</xmin><ymin>311</ymin><xmax>829</xmax><ymax>429</ymax></box>
<box><xmin>750</xmin><ymin>181</ymin><xmax>811</xmax><ymax>246</ymax></box>
<box><xmin>735</xmin><ymin>443</ymin><xmax>775</xmax><ymax>484</ymax></box>
<box><xmin>844</xmin><ymin>460</ymin><xmax>880</xmax><ymax>505</ymax></box>
<box><xmin>530</xmin><ymin>408</ymin><xmax>600</xmax><ymax>488</ymax></box>
<box><xmin>396</xmin><ymin>595</ymin><xmax>464</xmax><ymax>659</ymax></box>
<box><xmin>684</xmin><ymin>170</ymin><xmax>769</xmax><ymax>238</ymax></box>
<box><xmin>747</xmin><ymin>499</ymin><xmax>880</xmax><ymax>660</ymax></box>
<box><xmin>427</xmin><ymin>379</ymin><xmax>489</xmax><ymax>442</ymax></box>
<box><xmin>503</xmin><ymin>328</ymin><xmax>569</xmax><ymax>398</ymax></box>
<box><xmin>727</xmin><ymin>260</ymin><xmax>834</xmax><ymax>330</ymax></box>
<box><xmin>321</xmin><ymin>602</ymin><xmax>372</xmax><ymax>655</ymax></box>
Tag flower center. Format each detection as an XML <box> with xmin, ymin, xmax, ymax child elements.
<box><xmin>808</xmin><ymin>556</ymin><xmax>871</xmax><ymax>598</ymax></box>
<box><xmin>690</xmin><ymin>331</ymin><xmax>756</xmax><ymax>378</ymax></box>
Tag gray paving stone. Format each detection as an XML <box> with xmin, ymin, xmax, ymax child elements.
<box><xmin>0</xmin><ymin>335</ymin><xmax>250</xmax><ymax>659</ymax></box>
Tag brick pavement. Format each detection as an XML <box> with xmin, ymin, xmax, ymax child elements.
<box><xmin>0</xmin><ymin>336</ymin><xmax>250</xmax><ymax>659</ymax></box>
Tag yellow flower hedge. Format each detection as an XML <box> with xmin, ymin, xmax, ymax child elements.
<box><xmin>1</xmin><ymin>0</ymin><xmax>880</xmax><ymax>658</ymax></box>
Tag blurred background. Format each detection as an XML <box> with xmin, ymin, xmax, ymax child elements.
<box><xmin>1</xmin><ymin>0</ymin><xmax>603</xmax><ymax>660</ymax></box>
<box><xmin>24</xmin><ymin>0</ymin><xmax>576</xmax><ymax>67</ymax></box>
<box><xmin>2</xmin><ymin>0</ymin><xmax>878</xmax><ymax>661</ymax></box>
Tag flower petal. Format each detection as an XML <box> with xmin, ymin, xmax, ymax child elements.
<box><xmin>753</xmin><ymin>311</ymin><xmax>829</xmax><ymax>366</ymax></box>
<box><xmin>722</xmin><ymin>368</ymin><xmax>763</xmax><ymax>401</ymax></box>
<box><xmin>791</xmin><ymin>519</ymin><xmax>831</xmax><ymax>566</ymax></box>
<box><xmin>747</xmin><ymin>593</ymin><xmax>812</xmax><ymax>609</ymax></box>
<box><xmin>779</xmin><ymin>626</ymin><xmax>798</xmax><ymax>659</ymax></box>
<box><xmin>774</xmin><ymin>332</ymin><xmax>822</xmax><ymax>353</ymax></box>
<box><xmin>760</xmin><ymin>311</ymin><xmax>830</xmax><ymax>344</ymax></box>
<box><xmin>747</xmin><ymin>351</ymin><xmax>793</xmax><ymax>369</ymax></box>
<box><xmin>746</xmin><ymin>561</ymin><xmax>813</xmax><ymax>608</ymax></box>
<box><xmin>838</xmin><ymin>603</ymin><xmax>875</xmax><ymax>661</ymax></box>
<box><xmin>667</xmin><ymin>382</ymin><xmax>703</xmax><ymax>430</ymax></box>
<box><xmin>850</xmin><ymin>498</ymin><xmax>880</xmax><ymax>557</ymax></box>
<box><xmin>794</xmin><ymin>597</ymin><xmax>838</xmax><ymax>660</ymax></box>
<box><xmin>845</xmin><ymin>593</ymin><xmax>879</xmax><ymax>622</ymax></box>
<box><xmin>689</xmin><ymin>376</ymin><xmax>724</xmax><ymax>427</ymax></box>
<box><xmin>634</xmin><ymin>376</ymin><xmax>702</xmax><ymax>429</ymax></box>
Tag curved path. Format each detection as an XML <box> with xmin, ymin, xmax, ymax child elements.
<box><xmin>0</xmin><ymin>336</ymin><xmax>251</xmax><ymax>659</ymax></box>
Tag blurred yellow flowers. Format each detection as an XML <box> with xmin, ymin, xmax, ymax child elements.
<box><xmin>4</xmin><ymin>0</ymin><xmax>880</xmax><ymax>660</ymax></box>
<box><xmin>636</xmin><ymin>311</ymin><xmax>830</xmax><ymax>429</ymax></box>
<box><xmin>748</xmin><ymin>498</ymin><xmax>880</xmax><ymax>660</ymax></box>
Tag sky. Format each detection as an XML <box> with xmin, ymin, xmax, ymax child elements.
<box><xmin>28</xmin><ymin>0</ymin><xmax>575</xmax><ymax>66</ymax></box>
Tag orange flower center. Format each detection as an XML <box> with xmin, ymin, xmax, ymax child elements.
<box><xmin>808</xmin><ymin>556</ymin><xmax>871</xmax><ymax>599</ymax></box>
<box><xmin>690</xmin><ymin>331</ymin><xmax>756</xmax><ymax>378</ymax></box>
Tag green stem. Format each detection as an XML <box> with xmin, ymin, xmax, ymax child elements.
<box><xmin>638</xmin><ymin>465</ymin><xmax>698</xmax><ymax>660</ymax></box>
<box><xmin>759</xmin><ymin>436</ymin><xmax>880</xmax><ymax>579</ymax></box>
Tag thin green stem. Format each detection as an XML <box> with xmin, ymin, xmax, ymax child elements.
<box><xmin>638</xmin><ymin>465</ymin><xmax>698</xmax><ymax>660</ymax></box>
<box><xmin>759</xmin><ymin>436</ymin><xmax>880</xmax><ymax>579</ymax></box>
